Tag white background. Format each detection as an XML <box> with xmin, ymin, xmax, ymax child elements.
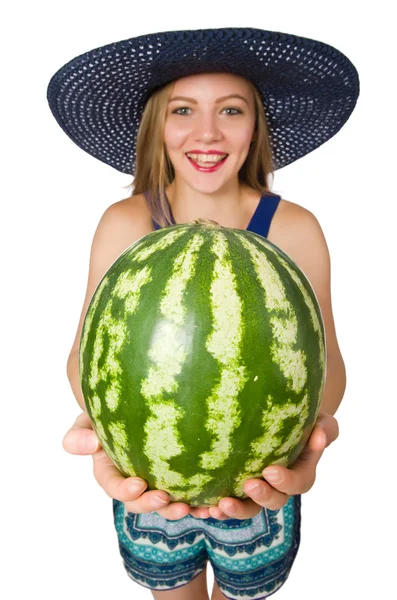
<box><xmin>1</xmin><ymin>1</ymin><xmax>395</xmax><ymax>598</ymax></box>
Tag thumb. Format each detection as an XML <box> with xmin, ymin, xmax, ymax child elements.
<box><xmin>309</xmin><ymin>412</ymin><xmax>339</xmax><ymax>452</ymax></box>
<box><xmin>62</xmin><ymin>412</ymin><xmax>101</xmax><ymax>455</ymax></box>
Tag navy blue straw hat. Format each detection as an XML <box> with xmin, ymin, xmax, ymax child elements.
<box><xmin>47</xmin><ymin>27</ymin><xmax>359</xmax><ymax>175</ymax></box>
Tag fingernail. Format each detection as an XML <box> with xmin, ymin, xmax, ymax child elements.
<box><xmin>318</xmin><ymin>430</ymin><xmax>327</xmax><ymax>447</ymax></box>
<box><xmin>263</xmin><ymin>469</ymin><xmax>281</xmax><ymax>483</ymax></box>
<box><xmin>222</xmin><ymin>502</ymin><xmax>236</xmax><ymax>515</ymax></box>
<box><xmin>152</xmin><ymin>495</ymin><xmax>168</xmax><ymax>507</ymax></box>
<box><xmin>129</xmin><ymin>481</ymin><xmax>146</xmax><ymax>495</ymax></box>
<box><xmin>83</xmin><ymin>433</ymin><xmax>98</xmax><ymax>452</ymax></box>
<box><xmin>246</xmin><ymin>483</ymin><xmax>260</xmax><ymax>494</ymax></box>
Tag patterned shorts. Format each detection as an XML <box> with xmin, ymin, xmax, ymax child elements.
<box><xmin>113</xmin><ymin>495</ymin><xmax>301</xmax><ymax>600</ymax></box>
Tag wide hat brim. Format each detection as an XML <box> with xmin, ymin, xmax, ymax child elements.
<box><xmin>47</xmin><ymin>27</ymin><xmax>360</xmax><ymax>175</ymax></box>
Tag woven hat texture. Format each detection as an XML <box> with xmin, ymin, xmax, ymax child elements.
<box><xmin>47</xmin><ymin>27</ymin><xmax>360</xmax><ymax>175</ymax></box>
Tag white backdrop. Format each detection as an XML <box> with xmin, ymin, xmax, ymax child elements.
<box><xmin>2</xmin><ymin>1</ymin><xmax>395</xmax><ymax>598</ymax></box>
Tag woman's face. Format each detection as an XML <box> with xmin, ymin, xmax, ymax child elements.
<box><xmin>163</xmin><ymin>72</ymin><xmax>256</xmax><ymax>195</ymax></box>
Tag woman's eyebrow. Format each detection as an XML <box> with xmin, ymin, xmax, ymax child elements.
<box><xmin>168</xmin><ymin>94</ymin><xmax>249</xmax><ymax>104</ymax></box>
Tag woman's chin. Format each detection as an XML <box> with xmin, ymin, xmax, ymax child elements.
<box><xmin>178</xmin><ymin>175</ymin><xmax>240</xmax><ymax>196</ymax></box>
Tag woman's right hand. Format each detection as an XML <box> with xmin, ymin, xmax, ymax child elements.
<box><xmin>62</xmin><ymin>412</ymin><xmax>201</xmax><ymax>520</ymax></box>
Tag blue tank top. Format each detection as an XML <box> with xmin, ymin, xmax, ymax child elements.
<box><xmin>152</xmin><ymin>193</ymin><xmax>281</xmax><ymax>237</ymax></box>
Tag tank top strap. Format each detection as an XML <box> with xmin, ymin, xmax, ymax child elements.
<box><xmin>152</xmin><ymin>194</ymin><xmax>281</xmax><ymax>236</ymax></box>
<box><xmin>246</xmin><ymin>194</ymin><xmax>281</xmax><ymax>237</ymax></box>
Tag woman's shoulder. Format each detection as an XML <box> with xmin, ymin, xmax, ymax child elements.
<box><xmin>115</xmin><ymin>192</ymin><xmax>154</xmax><ymax>230</ymax></box>
<box><xmin>268</xmin><ymin>196</ymin><xmax>316</xmax><ymax>250</ymax></box>
<box><xmin>116</xmin><ymin>192</ymin><xmax>316</xmax><ymax>249</ymax></box>
<box><xmin>93</xmin><ymin>193</ymin><xmax>155</xmax><ymax>252</ymax></box>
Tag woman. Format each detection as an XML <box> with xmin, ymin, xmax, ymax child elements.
<box><xmin>48</xmin><ymin>27</ymin><xmax>358</xmax><ymax>599</ymax></box>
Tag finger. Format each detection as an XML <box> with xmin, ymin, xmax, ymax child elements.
<box><xmin>62</xmin><ymin>428</ymin><xmax>99</xmax><ymax>455</ymax></box>
<box><xmin>259</xmin><ymin>414</ymin><xmax>340</xmax><ymax>496</ymax></box>
<box><xmin>208</xmin><ymin>506</ymin><xmax>230</xmax><ymax>520</ymax></box>
<box><xmin>62</xmin><ymin>413</ymin><xmax>100</xmax><ymax>455</ymax></box>
<box><xmin>73</xmin><ymin>412</ymin><xmax>92</xmax><ymax>429</ymax></box>
<box><xmin>244</xmin><ymin>479</ymin><xmax>290</xmax><ymax>511</ymax></box>
<box><xmin>262</xmin><ymin>443</ymin><xmax>324</xmax><ymax>495</ymax></box>
<box><xmin>155</xmin><ymin>503</ymin><xmax>192</xmax><ymax>520</ymax></box>
<box><xmin>157</xmin><ymin>504</ymin><xmax>212</xmax><ymax>520</ymax></box>
<box><xmin>309</xmin><ymin>413</ymin><xmax>339</xmax><ymax>451</ymax></box>
<box><xmin>220</xmin><ymin>479</ymin><xmax>288</xmax><ymax>516</ymax></box>
<box><xmin>92</xmin><ymin>449</ymin><xmax>149</xmax><ymax>502</ymax></box>
<box><xmin>262</xmin><ymin>462</ymin><xmax>316</xmax><ymax>495</ymax></box>
<box><xmin>218</xmin><ymin>495</ymin><xmax>268</xmax><ymax>519</ymax></box>
<box><xmin>122</xmin><ymin>489</ymin><xmax>171</xmax><ymax>515</ymax></box>
<box><xmin>92</xmin><ymin>449</ymin><xmax>189</xmax><ymax>515</ymax></box>
<box><xmin>190</xmin><ymin>506</ymin><xmax>211</xmax><ymax>519</ymax></box>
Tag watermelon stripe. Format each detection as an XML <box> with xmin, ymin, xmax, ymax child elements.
<box><xmin>108</xmin><ymin>421</ymin><xmax>135</xmax><ymax>474</ymax></box>
<box><xmin>255</xmin><ymin>236</ymin><xmax>326</xmax><ymax>372</ymax></box>
<box><xmin>160</xmin><ymin>233</ymin><xmax>205</xmax><ymax>325</ymax></box>
<box><xmin>79</xmin><ymin>274</ymin><xmax>109</xmax><ymax>380</ymax></box>
<box><xmin>254</xmin><ymin>235</ymin><xmax>326</xmax><ymax>412</ymax></box>
<box><xmin>89</xmin><ymin>265</ymin><xmax>152</xmax><ymax>407</ymax></box>
<box><xmin>88</xmin><ymin>300</ymin><xmax>126</xmax><ymax>391</ymax></box>
<box><xmin>88</xmin><ymin>394</ymin><xmax>108</xmax><ymax>444</ymax></box>
<box><xmin>235</xmin><ymin>232</ymin><xmax>307</xmax><ymax>394</ymax></box>
<box><xmin>273</xmin><ymin>397</ymin><xmax>310</xmax><ymax>457</ymax></box>
<box><xmin>233</xmin><ymin>394</ymin><xmax>310</xmax><ymax>496</ymax></box>
<box><xmin>82</xmin><ymin>266</ymin><xmax>153</xmax><ymax>466</ymax></box>
<box><xmin>143</xmin><ymin>403</ymin><xmax>185</xmax><ymax>490</ymax></box>
<box><xmin>113</xmin><ymin>265</ymin><xmax>152</xmax><ymax>314</ymax></box>
<box><xmin>200</xmin><ymin>233</ymin><xmax>246</xmax><ymax>471</ymax></box>
<box><xmin>230</xmin><ymin>232</ymin><xmax>320</xmax><ymax>497</ymax></box>
<box><xmin>133</xmin><ymin>228</ymin><xmax>187</xmax><ymax>262</ymax></box>
<box><xmin>141</xmin><ymin>233</ymin><xmax>209</xmax><ymax>496</ymax></box>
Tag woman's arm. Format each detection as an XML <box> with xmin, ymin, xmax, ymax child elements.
<box><xmin>320</xmin><ymin>355</ymin><xmax>346</xmax><ymax>416</ymax></box>
<box><xmin>283</xmin><ymin>206</ymin><xmax>347</xmax><ymax>416</ymax></box>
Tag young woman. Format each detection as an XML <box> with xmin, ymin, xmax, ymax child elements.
<box><xmin>48</xmin><ymin>27</ymin><xmax>358</xmax><ymax>600</ymax></box>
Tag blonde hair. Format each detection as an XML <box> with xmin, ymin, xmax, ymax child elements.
<box><xmin>123</xmin><ymin>76</ymin><xmax>276</xmax><ymax>228</ymax></box>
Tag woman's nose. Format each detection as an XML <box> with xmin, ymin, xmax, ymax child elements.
<box><xmin>193</xmin><ymin>113</ymin><xmax>222</xmax><ymax>142</ymax></box>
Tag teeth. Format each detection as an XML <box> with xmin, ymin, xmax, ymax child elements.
<box><xmin>186</xmin><ymin>153</ymin><xmax>227</xmax><ymax>164</ymax></box>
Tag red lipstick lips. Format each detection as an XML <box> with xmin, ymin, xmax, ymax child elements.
<box><xmin>185</xmin><ymin>150</ymin><xmax>228</xmax><ymax>172</ymax></box>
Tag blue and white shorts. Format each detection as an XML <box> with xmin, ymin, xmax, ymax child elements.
<box><xmin>113</xmin><ymin>495</ymin><xmax>301</xmax><ymax>599</ymax></box>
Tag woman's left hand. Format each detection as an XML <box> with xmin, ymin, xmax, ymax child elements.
<box><xmin>188</xmin><ymin>412</ymin><xmax>339</xmax><ymax>520</ymax></box>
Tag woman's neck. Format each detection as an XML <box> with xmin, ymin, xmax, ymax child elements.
<box><xmin>165</xmin><ymin>180</ymin><xmax>257</xmax><ymax>228</ymax></box>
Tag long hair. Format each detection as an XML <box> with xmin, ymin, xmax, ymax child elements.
<box><xmin>123</xmin><ymin>76</ymin><xmax>276</xmax><ymax>228</ymax></box>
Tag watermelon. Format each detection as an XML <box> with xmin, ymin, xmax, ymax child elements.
<box><xmin>79</xmin><ymin>218</ymin><xmax>326</xmax><ymax>507</ymax></box>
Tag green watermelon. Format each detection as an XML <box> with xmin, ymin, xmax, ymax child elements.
<box><xmin>79</xmin><ymin>218</ymin><xmax>326</xmax><ymax>507</ymax></box>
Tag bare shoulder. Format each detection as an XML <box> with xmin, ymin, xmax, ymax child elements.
<box><xmin>103</xmin><ymin>192</ymin><xmax>153</xmax><ymax>238</ymax></box>
<box><xmin>90</xmin><ymin>193</ymin><xmax>154</xmax><ymax>271</ymax></box>
<box><xmin>268</xmin><ymin>198</ymin><xmax>326</xmax><ymax>259</ymax></box>
<box><xmin>89</xmin><ymin>192</ymin><xmax>155</xmax><ymax>304</ymax></box>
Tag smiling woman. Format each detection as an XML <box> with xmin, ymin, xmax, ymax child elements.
<box><xmin>164</xmin><ymin>75</ymin><xmax>256</xmax><ymax>191</ymax></box>
<box><xmin>47</xmin><ymin>25</ymin><xmax>359</xmax><ymax>600</ymax></box>
<box><xmin>131</xmin><ymin>72</ymin><xmax>275</xmax><ymax>228</ymax></box>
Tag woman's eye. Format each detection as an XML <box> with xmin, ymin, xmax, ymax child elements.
<box><xmin>172</xmin><ymin>107</ymin><xmax>242</xmax><ymax>116</ymax></box>
<box><xmin>223</xmin><ymin>108</ymin><xmax>242</xmax><ymax>115</ymax></box>
<box><xmin>173</xmin><ymin>107</ymin><xmax>191</xmax><ymax>115</ymax></box>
